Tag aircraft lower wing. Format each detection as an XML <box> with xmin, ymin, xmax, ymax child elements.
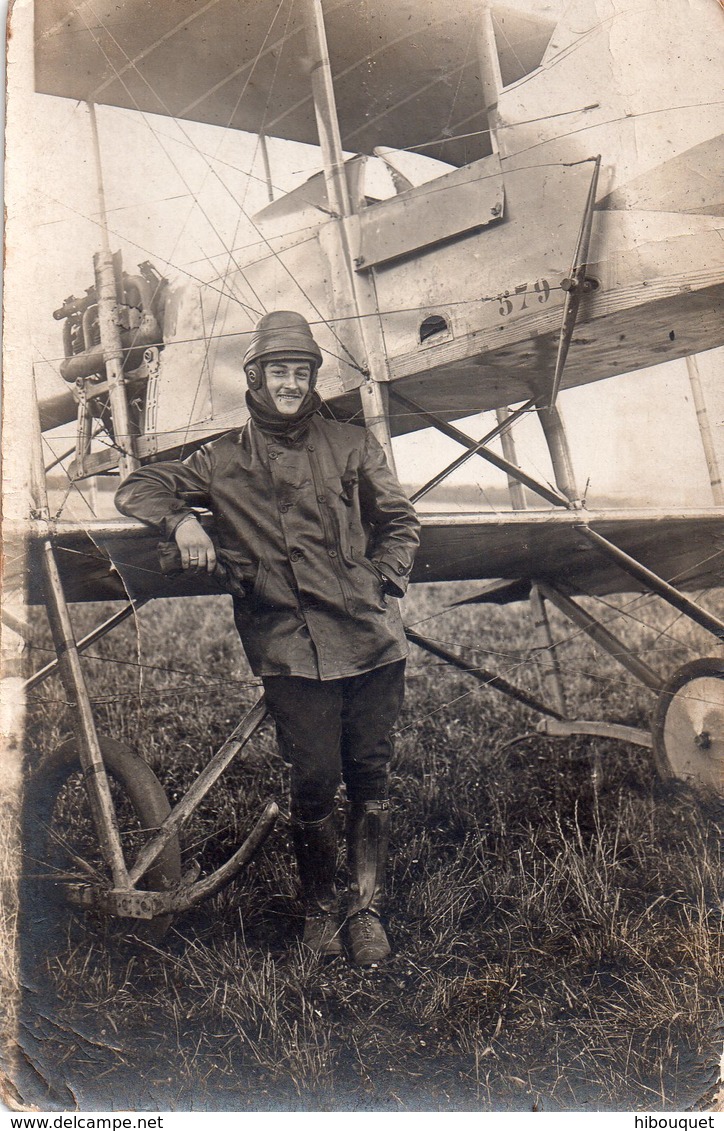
<box><xmin>23</xmin><ymin>509</ymin><xmax>724</xmax><ymax>606</ymax></box>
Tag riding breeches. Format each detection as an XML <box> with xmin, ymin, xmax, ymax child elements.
<box><xmin>261</xmin><ymin>659</ymin><xmax>406</xmax><ymax>821</ymax></box>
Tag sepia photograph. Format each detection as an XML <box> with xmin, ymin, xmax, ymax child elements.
<box><xmin>2</xmin><ymin>0</ymin><xmax>723</xmax><ymax>1113</ymax></box>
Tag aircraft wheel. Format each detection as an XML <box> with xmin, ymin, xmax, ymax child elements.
<box><xmin>22</xmin><ymin>737</ymin><xmax>182</xmax><ymax>950</ymax></box>
<box><xmin>651</xmin><ymin>659</ymin><xmax>724</xmax><ymax>796</ymax></box>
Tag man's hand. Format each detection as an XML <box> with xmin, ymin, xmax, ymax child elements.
<box><xmin>174</xmin><ymin>515</ymin><xmax>217</xmax><ymax>573</ymax></box>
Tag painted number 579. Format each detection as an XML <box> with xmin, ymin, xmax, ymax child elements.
<box><xmin>498</xmin><ymin>279</ymin><xmax>551</xmax><ymax>316</ymax></box>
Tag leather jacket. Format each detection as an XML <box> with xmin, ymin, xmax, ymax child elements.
<box><xmin>115</xmin><ymin>415</ymin><xmax>421</xmax><ymax>680</ymax></box>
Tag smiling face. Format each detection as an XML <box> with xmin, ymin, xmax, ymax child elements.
<box><xmin>262</xmin><ymin>358</ymin><xmax>313</xmax><ymax>415</ymax></box>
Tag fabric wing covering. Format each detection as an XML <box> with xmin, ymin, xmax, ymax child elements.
<box><xmin>34</xmin><ymin>0</ymin><xmax>555</xmax><ymax>167</ymax></box>
<box><xmin>25</xmin><ymin>512</ymin><xmax>724</xmax><ymax>605</ymax></box>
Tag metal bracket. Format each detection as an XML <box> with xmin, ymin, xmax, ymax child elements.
<box><xmin>60</xmin><ymin>798</ymin><xmax>279</xmax><ymax>920</ymax></box>
<box><xmin>64</xmin><ymin>884</ymin><xmax>171</xmax><ymax>919</ymax></box>
<box><xmin>142</xmin><ymin>346</ymin><xmax>161</xmax><ymax>456</ymax></box>
<box><xmin>128</xmin><ymin>696</ymin><xmax>268</xmax><ymax>886</ymax></box>
<box><xmin>549</xmin><ymin>155</ymin><xmax>602</xmax><ymax>409</ymax></box>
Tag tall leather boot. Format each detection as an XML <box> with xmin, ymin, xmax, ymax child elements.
<box><xmin>346</xmin><ymin>799</ymin><xmax>391</xmax><ymax>966</ymax></box>
<box><xmin>291</xmin><ymin>811</ymin><xmax>343</xmax><ymax>956</ymax></box>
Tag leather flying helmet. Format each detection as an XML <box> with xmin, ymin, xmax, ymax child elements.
<box><xmin>243</xmin><ymin>311</ymin><xmax>323</xmax><ymax>390</ymax></box>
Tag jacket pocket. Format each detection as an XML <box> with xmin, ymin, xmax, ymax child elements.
<box><xmin>350</xmin><ymin>547</ymin><xmax>387</xmax><ymax>609</ymax></box>
<box><xmin>219</xmin><ymin>549</ymin><xmax>268</xmax><ymax>604</ymax></box>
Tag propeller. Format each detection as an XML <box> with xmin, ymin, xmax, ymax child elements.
<box><xmin>548</xmin><ymin>155</ymin><xmax>602</xmax><ymax>410</ymax></box>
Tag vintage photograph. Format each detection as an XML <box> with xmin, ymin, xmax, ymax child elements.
<box><xmin>2</xmin><ymin>0</ymin><xmax>723</xmax><ymax>1113</ymax></box>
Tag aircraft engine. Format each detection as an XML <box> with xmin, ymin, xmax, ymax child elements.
<box><xmin>52</xmin><ymin>256</ymin><xmax>168</xmax><ymax>447</ymax></box>
<box><xmin>56</xmin><ymin>257</ymin><xmax>167</xmax><ymax>384</ymax></box>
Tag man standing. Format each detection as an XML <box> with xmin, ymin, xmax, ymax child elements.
<box><xmin>115</xmin><ymin>311</ymin><xmax>420</xmax><ymax>965</ymax></box>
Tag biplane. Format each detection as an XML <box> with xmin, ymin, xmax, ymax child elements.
<box><xmin>4</xmin><ymin>0</ymin><xmax>724</xmax><ymax>933</ymax></box>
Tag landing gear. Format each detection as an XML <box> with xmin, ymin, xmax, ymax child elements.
<box><xmin>651</xmin><ymin>659</ymin><xmax>724</xmax><ymax>797</ymax></box>
<box><xmin>22</xmin><ymin>737</ymin><xmax>182</xmax><ymax>948</ymax></box>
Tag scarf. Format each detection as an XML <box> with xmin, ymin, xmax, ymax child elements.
<box><xmin>245</xmin><ymin>388</ymin><xmax>323</xmax><ymax>444</ymax></box>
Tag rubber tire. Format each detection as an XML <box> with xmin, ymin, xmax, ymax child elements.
<box><xmin>651</xmin><ymin>658</ymin><xmax>724</xmax><ymax>797</ymax></box>
<box><xmin>22</xmin><ymin>736</ymin><xmax>182</xmax><ymax>948</ymax></box>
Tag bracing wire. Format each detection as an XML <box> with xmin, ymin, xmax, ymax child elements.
<box><xmin>26</xmin><ymin>1</ymin><xmax>724</xmax><ymax>737</ymax></box>
<box><xmin>78</xmin><ymin>0</ymin><xmax>368</xmax><ymax>376</ymax></box>
<box><xmin>178</xmin><ymin>0</ymin><xmax>299</xmax><ymax>451</ymax></box>
<box><xmin>76</xmin><ymin>7</ymin><xmax>267</xmax><ymax>315</ymax></box>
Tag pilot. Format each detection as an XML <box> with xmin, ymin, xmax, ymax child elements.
<box><xmin>115</xmin><ymin>311</ymin><xmax>420</xmax><ymax>966</ymax></box>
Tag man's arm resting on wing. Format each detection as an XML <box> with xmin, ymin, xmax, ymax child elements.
<box><xmin>114</xmin><ymin>449</ymin><xmax>217</xmax><ymax>572</ymax></box>
<box><xmin>358</xmin><ymin>432</ymin><xmax>421</xmax><ymax>597</ymax></box>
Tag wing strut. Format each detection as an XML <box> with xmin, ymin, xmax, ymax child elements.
<box><xmin>548</xmin><ymin>155</ymin><xmax>601</xmax><ymax>410</ymax></box>
<box><xmin>405</xmin><ymin>629</ymin><xmax>564</xmax><ymax>720</ymax></box>
<box><xmin>88</xmin><ymin>102</ymin><xmax>139</xmax><ymax>479</ymax></box>
<box><xmin>259</xmin><ymin>133</ymin><xmax>275</xmax><ymax>203</ymax></box>
<box><xmin>390</xmin><ymin>389</ymin><xmax>570</xmax><ymax>508</ymax></box>
<box><xmin>29</xmin><ymin>385</ymin><xmax>132</xmax><ymax>888</ymax></box>
<box><xmin>686</xmin><ymin>355</ymin><xmax>724</xmax><ymax>504</ymax></box>
<box><xmin>577</xmin><ymin>524</ymin><xmax>724</xmax><ymax>640</ymax></box>
<box><xmin>301</xmin><ymin>0</ymin><xmax>396</xmax><ymax>469</ymax></box>
<box><xmin>301</xmin><ymin>0</ymin><xmax>351</xmax><ymax>220</ymax></box>
<box><xmin>410</xmin><ymin>397</ymin><xmax>536</xmax><ymax>504</ymax></box>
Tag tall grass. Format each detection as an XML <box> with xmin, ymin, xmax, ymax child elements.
<box><xmin>13</xmin><ymin>583</ymin><xmax>724</xmax><ymax>1111</ymax></box>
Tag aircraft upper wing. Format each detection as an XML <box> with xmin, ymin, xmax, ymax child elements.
<box><xmin>34</xmin><ymin>0</ymin><xmax>553</xmax><ymax>167</ymax></box>
<box><xmin>24</xmin><ymin>509</ymin><xmax>724</xmax><ymax>606</ymax></box>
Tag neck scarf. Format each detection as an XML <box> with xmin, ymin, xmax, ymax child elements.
<box><xmin>245</xmin><ymin>388</ymin><xmax>323</xmax><ymax>444</ymax></box>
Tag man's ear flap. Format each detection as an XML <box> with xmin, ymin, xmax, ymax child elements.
<box><xmin>246</xmin><ymin>362</ymin><xmax>263</xmax><ymax>391</ymax></box>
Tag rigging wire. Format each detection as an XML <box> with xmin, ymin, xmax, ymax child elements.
<box><xmin>396</xmin><ymin>589</ymin><xmax>721</xmax><ymax>737</ymax></box>
<box><xmin>79</xmin><ymin>1</ymin><xmax>368</xmax><ymax>376</ymax></box>
<box><xmin>34</xmin><ymin>276</ymin><xmax>576</xmax><ymax>369</ymax></box>
<box><xmin>403</xmin><ymin>554</ymin><xmax>724</xmax><ymax>663</ymax></box>
<box><xmin>38</xmin><ymin>397</ymin><xmax>99</xmax><ymax>523</ymax></box>
<box><xmin>28</xmin><ymin>682</ymin><xmax>261</xmax><ymax>706</ymax></box>
<box><xmin>36</xmin><ymin>187</ymin><xmax>262</xmax><ymax>318</ymax></box>
<box><xmin>179</xmin><ymin>0</ymin><xmax>299</xmax><ymax>453</ymax></box>
<box><xmin>76</xmin><ymin>7</ymin><xmax>267</xmax><ymax>316</ymax></box>
<box><xmin>26</xmin><ymin>2</ymin><xmax>724</xmax><ymax>732</ymax></box>
<box><xmin>27</xmin><ymin>640</ymin><xmax>265</xmax><ymax>686</ymax></box>
<box><xmin>29</xmin><ymin>524</ymin><xmax>724</xmax><ymax>716</ymax></box>
<box><xmin>78</xmin><ymin>0</ymin><xmax>292</xmax><ymax>321</ymax></box>
<box><xmin>506</xmin><ymin>101</ymin><xmax>724</xmax><ymax>163</ymax></box>
<box><xmin>55</xmin><ymin>1</ymin><xmax>658</xmax><ymax>383</ymax></box>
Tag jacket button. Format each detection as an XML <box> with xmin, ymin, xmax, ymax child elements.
<box><xmin>397</xmin><ymin>565</ymin><xmax>406</xmax><ymax>575</ymax></box>
<box><xmin>328</xmin><ymin>549</ymin><xmax>337</xmax><ymax>558</ymax></box>
<box><xmin>269</xmin><ymin>451</ymin><xmax>279</xmax><ymax>460</ymax></box>
<box><xmin>317</xmin><ymin>494</ymin><xmax>325</xmax><ymax>503</ymax></box>
<box><xmin>307</xmin><ymin>444</ymin><xmax>315</xmax><ymax>452</ymax></box>
<box><xmin>279</xmin><ymin>503</ymin><xmax>290</xmax><ymax>512</ymax></box>
<box><xmin>290</xmin><ymin>549</ymin><xmax>303</xmax><ymax>562</ymax></box>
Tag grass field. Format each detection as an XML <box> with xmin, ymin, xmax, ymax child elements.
<box><xmin>10</xmin><ymin>582</ymin><xmax>724</xmax><ymax>1111</ymax></box>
